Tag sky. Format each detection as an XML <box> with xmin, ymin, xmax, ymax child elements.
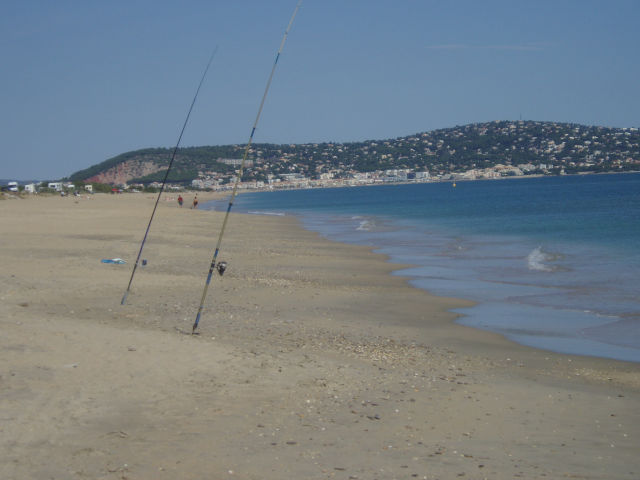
<box><xmin>1</xmin><ymin>0</ymin><xmax>639</xmax><ymax>181</ymax></box>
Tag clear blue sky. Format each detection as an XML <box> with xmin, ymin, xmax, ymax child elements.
<box><xmin>2</xmin><ymin>0</ymin><xmax>639</xmax><ymax>180</ymax></box>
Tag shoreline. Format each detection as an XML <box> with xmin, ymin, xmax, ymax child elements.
<box><xmin>188</xmin><ymin>169</ymin><xmax>640</xmax><ymax>195</ymax></box>
<box><xmin>2</xmin><ymin>193</ymin><xmax>639</xmax><ymax>479</ymax></box>
<box><xmin>220</xmin><ymin>175</ymin><xmax>640</xmax><ymax>365</ymax></box>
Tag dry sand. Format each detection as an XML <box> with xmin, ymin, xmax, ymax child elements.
<box><xmin>1</xmin><ymin>192</ymin><xmax>639</xmax><ymax>479</ymax></box>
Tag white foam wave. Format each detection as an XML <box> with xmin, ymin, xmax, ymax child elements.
<box><xmin>527</xmin><ymin>246</ymin><xmax>557</xmax><ymax>272</ymax></box>
<box><xmin>356</xmin><ymin>219</ymin><xmax>374</xmax><ymax>231</ymax></box>
<box><xmin>248</xmin><ymin>210</ymin><xmax>285</xmax><ymax>216</ymax></box>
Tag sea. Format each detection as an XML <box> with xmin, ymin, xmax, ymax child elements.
<box><xmin>203</xmin><ymin>173</ymin><xmax>640</xmax><ymax>363</ymax></box>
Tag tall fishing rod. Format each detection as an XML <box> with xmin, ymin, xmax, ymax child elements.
<box><xmin>192</xmin><ymin>1</ymin><xmax>302</xmax><ymax>333</ymax></box>
<box><xmin>121</xmin><ymin>46</ymin><xmax>218</xmax><ymax>305</ymax></box>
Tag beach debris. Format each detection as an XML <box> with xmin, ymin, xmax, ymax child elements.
<box><xmin>102</xmin><ymin>258</ymin><xmax>126</xmax><ymax>264</ymax></box>
<box><xmin>107</xmin><ymin>462</ymin><xmax>129</xmax><ymax>473</ymax></box>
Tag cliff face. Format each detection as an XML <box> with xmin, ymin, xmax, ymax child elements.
<box><xmin>85</xmin><ymin>160</ymin><xmax>162</xmax><ymax>184</ymax></box>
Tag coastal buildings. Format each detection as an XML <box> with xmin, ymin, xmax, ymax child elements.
<box><xmin>60</xmin><ymin>120</ymin><xmax>640</xmax><ymax>192</ymax></box>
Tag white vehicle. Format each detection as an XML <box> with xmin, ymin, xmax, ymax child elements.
<box><xmin>8</xmin><ymin>181</ymin><xmax>18</xmax><ymax>192</ymax></box>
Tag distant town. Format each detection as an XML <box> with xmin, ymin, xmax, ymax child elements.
<box><xmin>3</xmin><ymin>120</ymin><xmax>639</xmax><ymax>195</ymax></box>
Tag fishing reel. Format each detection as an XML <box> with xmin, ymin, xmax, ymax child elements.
<box><xmin>216</xmin><ymin>261</ymin><xmax>227</xmax><ymax>276</ymax></box>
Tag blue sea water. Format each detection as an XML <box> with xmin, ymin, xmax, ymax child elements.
<box><xmin>204</xmin><ymin>173</ymin><xmax>640</xmax><ymax>363</ymax></box>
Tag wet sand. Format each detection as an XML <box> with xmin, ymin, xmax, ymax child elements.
<box><xmin>1</xmin><ymin>192</ymin><xmax>639</xmax><ymax>479</ymax></box>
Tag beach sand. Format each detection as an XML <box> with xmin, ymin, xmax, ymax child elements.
<box><xmin>1</xmin><ymin>192</ymin><xmax>639</xmax><ymax>479</ymax></box>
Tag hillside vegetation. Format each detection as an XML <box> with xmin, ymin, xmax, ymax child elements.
<box><xmin>69</xmin><ymin>121</ymin><xmax>640</xmax><ymax>186</ymax></box>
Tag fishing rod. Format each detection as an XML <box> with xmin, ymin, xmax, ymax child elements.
<box><xmin>121</xmin><ymin>46</ymin><xmax>219</xmax><ymax>305</ymax></box>
<box><xmin>192</xmin><ymin>1</ymin><xmax>302</xmax><ymax>333</ymax></box>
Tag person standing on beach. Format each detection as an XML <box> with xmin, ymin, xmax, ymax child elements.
<box><xmin>192</xmin><ymin>195</ymin><xmax>198</xmax><ymax>209</ymax></box>
<box><xmin>178</xmin><ymin>195</ymin><xmax>183</xmax><ymax>207</ymax></box>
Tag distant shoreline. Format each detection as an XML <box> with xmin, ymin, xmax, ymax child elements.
<box><xmin>4</xmin><ymin>168</ymin><xmax>639</xmax><ymax>197</ymax></box>
<box><xmin>206</xmin><ymin>169</ymin><xmax>640</xmax><ymax>198</ymax></box>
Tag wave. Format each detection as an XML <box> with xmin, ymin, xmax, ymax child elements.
<box><xmin>527</xmin><ymin>246</ymin><xmax>563</xmax><ymax>272</ymax></box>
<box><xmin>356</xmin><ymin>218</ymin><xmax>375</xmax><ymax>231</ymax></box>
<box><xmin>248</xmin><ymin>210</ymin><xmax>285</xmax><ymax>216</ymax></box>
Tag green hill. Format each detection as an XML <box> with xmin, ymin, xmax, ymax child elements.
<box><xmin>69</xmin><ymin>121</ymin><xmax>640</xmax><ymax>186</ymax></box>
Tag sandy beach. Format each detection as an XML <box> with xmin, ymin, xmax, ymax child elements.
<box><xmin>1</xmin><ymin>192</ymin><xmax>639</xmax><ymax>480</ymax></box>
